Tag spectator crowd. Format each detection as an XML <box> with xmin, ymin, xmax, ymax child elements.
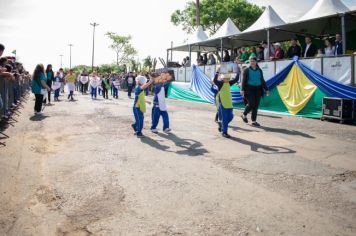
<box><xmin>0</xmin><ymin>43</ymin><xmax>31</xmax><ymax>121</ymax></box>
<box><xmin>180</xmin><ymin>33</ymin><xmax>344</xmax><ymax>67</ymax></box>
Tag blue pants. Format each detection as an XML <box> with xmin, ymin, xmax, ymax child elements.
<box><xmin>91</xmin><ymin>87</ymin><xmax>97</xmax><ymax>98</ymax></box>
<box><xmin>113</xmin><ymin>87</ymin><xmax>118</xmax><ymax>98</ymax></box>
<box><xmin>127</xmin><ymin>85</ymin><xmax>133</xmax><ymax>97</ymax></box>
<box><xmin>133</xmin><ymin>107</ymin><xmax>144</xmax><ymax>133</ymax></box>
<box><xmin>68</xmin><ymin>91</ymin><xmax>74</xmax><ymax>100</ymax></box>
<box><xmin>54</xmin><ymin>88</ymin><xmax>60</xmax><ymax>98</ymax></box>
<box><xmin>219</xmin><ymin>104</ymin><xmax>233</xmax><ymax>133</ymax></box>
<box><xmin>151</xmin><ymin>106</ymin><xmax>169</xmax><ymax>130</ymax></box>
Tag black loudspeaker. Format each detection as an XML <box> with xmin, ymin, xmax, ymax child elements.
<box><xmin>322</xmin><ymin>97</ymin><xmax>354</xmax><ymax>123</ymax></box>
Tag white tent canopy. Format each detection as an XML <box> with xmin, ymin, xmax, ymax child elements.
<box><xmin>243</xmin><ymin>5</ymin><xmax>285</xmax><ymax>33</ymax></box>
<box><xmin>171</xmin><ymin>25</ymin><xmax>215</xmax><ymax>52</ymax></box>
<box><xmin>298</xmin><ymin>0</ymin><xmax>350</xmax><ymax>22</ymax></box>
<box><xmin>185</xmin><ymin>25</ymin><xmax>208</xmax><ymax>44</ymax></box>
<box><xmin>209</xmin><ymin>18</ymin><xmax>241</xmax><ymax>40</ymax></box>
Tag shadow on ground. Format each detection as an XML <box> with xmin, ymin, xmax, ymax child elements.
<box><xmin>140</xmin><ymin>132</ymin><xmax>209</xmax><ymax>157</ymax></box>
<box><xmin>229</xmin><ymin>136</ymin><xmax>296</xmax><ymax>154</ymax></box>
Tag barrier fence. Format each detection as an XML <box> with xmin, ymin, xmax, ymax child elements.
<box><xmin>170</xmin><ymin>55</ymin><xmax>356</xmax><ymax>87</ymax></box>
<box><xmin>0</xmin><ymin>76</ymin><xmax>31</xmax><ymax>120</ymax></box>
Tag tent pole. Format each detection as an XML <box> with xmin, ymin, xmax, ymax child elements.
<box><xmin>341</xmin><ymin>14</ymin><xmax>346</xmax><ymax>55</ymax></box>
<box><xmin>220</xmin><ymin>38</ymin><xmax>223</xmax><ymax>63</ymax></box>
<box><xmin>267</xmin><ymin>29</ymin><xmax>270</xmax><ymax>59</ymax></box>
<box><xmin>189</xmin><ymin>44</ymin><xmax>192</xmax><ymax>66</ymax></box>
<box><xmin>166</xmin><ymin>49</ymin><xmax>169</xmax><ymax>68</ymax></box>
<box><xmin>170</xmin><ymin>41</ymin><xmax>173</xmax><ymax>62</ymax></box>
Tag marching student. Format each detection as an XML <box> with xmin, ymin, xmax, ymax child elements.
<box><xmin>111</xmin><ymin>73</ymin><xmax>120</xmax><ymax>99</ymax></box>
<box><xmin>213</xmin><ymin>66</ymin><xmax>240</xmax><ymax>138</ymax></box>
<box><xmin>59</xmin><ymin>68</ymin><xmax>65</xmax><ymax>93</ymax></box>
<box><xmin>45</xmin><ymin>64</ymin><xmax>54</xmax><ymax>104</ymax></box>
<box><xmin>89</xmin><ymin>72</ymin><xmax>99</xmax><ymax>100</ymax></box>
<box><xmin>126</xmin><ymin>72</ymin><xmax>136</xmax><ymax>98</ymax></box>
<box><xmin>65</xmin><ymin>69</ymin><xmax>76</xmax><ymax>101</ymax></box>
<box><xmin>52</xmin><ymin>71</ymin><xmax>62</xmax><ymax>101</ymax></box>
<box><xmin>102</xmin><ymin>74</ymin><xmax>111</xmax><ymax>99</ymax></box>
<box><xmin>150</xmin><ymin>73</ymin><xmax>172</xmax><ymax>134</ymax></box>
<box><xmin>210</xmin><ymin>81</ymin><xmax>220</xmax><ymax>124</ymax></box>
<box><xmin>131</xmin><ymin>74</ymin><xmax>153</xmax><ymax>138</ymax></box>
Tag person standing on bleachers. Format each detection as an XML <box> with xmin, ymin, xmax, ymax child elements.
<box><xmin>287</xmin><ymin>38</ymin><xmax>301</xmax><ymax>59</ymax></box>
<box><xmin>303</xmin><ymin>36</ymin><xmax>317</xmax><ymax>58</ymax></box>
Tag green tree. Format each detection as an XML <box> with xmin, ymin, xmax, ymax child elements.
<box><xmin>171</xmin><ymin>0</ymin><xmax>263</xmax><ymax>35</ymax></box>
<box><xmin>106</xmin><ymin>32</ymin><xmax>137</xmax><ymax>66</ymax></box>
<box><xmin>143</xmin><ymin>56</ymin><xmax>153</xmax><ymax>71</ymax></box>
<box><xmin>71</xmin><ymin>65</ymin><xmax>91</xmax><ymax>74</ymax></box>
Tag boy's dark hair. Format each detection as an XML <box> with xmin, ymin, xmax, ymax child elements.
<box><xmin>0</xmin><ymin>44</ymin><xmax>4</xmax><ymax>51</ymax></box>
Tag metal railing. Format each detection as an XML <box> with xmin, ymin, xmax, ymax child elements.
<box><xmin>0</xmin><ymin>75</ymin><xmax>31</xmax><ymax>121</ymax></box>
<box><xmin>169</xmin><ymin>55</ymin><xmax>356</xmax><ymax>86</ymax></box>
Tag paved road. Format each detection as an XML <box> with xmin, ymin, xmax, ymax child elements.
<box><xmin>1</xmin><ymin>92</ymin><xmax>356</xmax><ymax>236</ymax></box>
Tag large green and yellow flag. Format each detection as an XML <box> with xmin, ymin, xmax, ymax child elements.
<box><xmin>277</xmin><ymin>64</ymin><xmax>317</xmax><ymax>115</ymax></box>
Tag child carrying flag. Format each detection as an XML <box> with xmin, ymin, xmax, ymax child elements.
<box><xmin>213</xmin><ymin>66</ymin><xmax>239</xmax><ymax>138</ymax></box>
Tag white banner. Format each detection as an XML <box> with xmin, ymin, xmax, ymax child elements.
<box><xmin>323</xmin><ymin>56</ymin><xmax>352</xmax><ymax>85</ymax></box>
<box><xmin>258</xmin><ymin>61</ymin><xmax>275</xmax><ymax>81</ymax></box>
<box><xmin>177</xmin><ymin>68</ymin><xmax>185</xmax><ymax>82</ymax></box>
<box><xmin>171</xmin><ymin>68</ymin><xmax>178</xmax><ymax>82</ymax></box>
<box><xmin>185</xmin><ymin>67</ymin><xmax>192</xmax><ymax>82</ymax></box>
<box><xmin>205</xmin><ymin>65</ymin><xmax>216</xmax><ymax>80</ymax></box>
<box><xmin>300</xmin><ymin>58</ymin><xmax>322</xmax><ymax>74</ymax></box>
<box><xmin>276</xmin><ymin>60</ymin><xmax>293</xmax><ymax>74</ymax></box>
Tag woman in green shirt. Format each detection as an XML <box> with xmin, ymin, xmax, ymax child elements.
<box><xmin>240</xmin><ymin>57</ymin><xmax>269</xmax><ymax>126</ymax></box>
<box><xmin>31</xmin><ymin>64</ymin><xmax>51</xmax><ymax>115</ymax></box>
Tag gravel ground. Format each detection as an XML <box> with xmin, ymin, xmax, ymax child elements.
<box><xmin>0</xmin><ymin>91</ymin><xmax>355</xmax><ymax>236</ymax></box>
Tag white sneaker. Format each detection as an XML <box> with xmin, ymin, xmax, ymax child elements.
<box><xmin>163</xmin><ymin>128</ymin><xmax>171</xmax><ymax>133</ymax></box>
<box><xmin>151</xmin><ymin>128</ymin><xmax>158</xmax><ymax>133</ymax></box>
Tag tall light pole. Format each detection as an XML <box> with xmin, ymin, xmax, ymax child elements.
<box><xmin>59</xmin><ymin>54</ymin><xmax>63</xmax><ymax>68</ymax></box>
<box><xmin>196</xmin><ymin>0</ymin><xmax>200</xmax><ymax>26</ymax></box>
<box><xmin>90</xmin><ymin>22</ymin><xmax>99</xmax><ymax>72</ymax></box>
<box><xmin>68</xmin><ymin>44</ymin><xmax>73</xmax><ymax>69</ymax></box>
<box><xmin>196</xmin><ymin>0</ymin><xmax>201</xmax><ymax>60</ymax></box>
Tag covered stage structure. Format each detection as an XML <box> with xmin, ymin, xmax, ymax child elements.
<box><xmin>165</xmin><ymin>0</ymin><xmax>356</xmax><ymax>119</ymax></box>
<box><xmin>167</xmin><ymin>0</ymin><xmax>356</xmax><ymax>61</ymax></box>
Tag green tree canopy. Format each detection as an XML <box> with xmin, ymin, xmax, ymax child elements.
<box><xmin>106</xmin><ymin>32</ymin><xmax>137</xmax><ymax>66</ymax></box>
<box><xmin>171</xmin><ymin>0</ymin><xmax>263</xmax><ymax>35</ymax></box>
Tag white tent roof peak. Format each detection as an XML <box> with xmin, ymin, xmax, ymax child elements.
<box><xmin>209</xmin><ymin>18</ymin><xmax>241</xmax><ymax>40</ymax></box>
<box><xmin>298</xmin><ymin>0</ymin><xmax>350</xmax><ymax>22</ymax></box>
<box><xmin>243</xmin><ymin>5</ymin><xmax>286</xmax><ymax>33</ymax></box>
<box><xmin>185</xmin><ymin>25</ymin><xmax>208</xmax><ymax>45</ymax></box>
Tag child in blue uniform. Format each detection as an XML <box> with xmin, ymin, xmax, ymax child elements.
<box><xmin>150</xmin><ymin>82</ymin><xmax>171</xmax><ymax>133</ymax></box>
<box><xmin>213</xmin><ymin>67</ymin><xmax>239</xmax><ymax>138</ymax></box>
<box><xmin>210</xmin><ymin>82</ymin><xmax>220</xmax><ymax>124</ymax></box>
<box><xmin>131</xmin><ymin>75</ymin><xmax>153</xmax><ymax>138</ymax></box>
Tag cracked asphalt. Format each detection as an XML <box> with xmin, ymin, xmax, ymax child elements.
<box><xmin>0</xmin><ymin>91</ymin><xmax>356</xmax><ymax>236</ymax></box>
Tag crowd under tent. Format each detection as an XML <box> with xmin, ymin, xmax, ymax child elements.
<box><xmin>167</xmin><ymin>0</ymin><xmax>356</xmax><ymax>63</ymax></box>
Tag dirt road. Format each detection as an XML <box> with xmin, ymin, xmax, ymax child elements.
<box><xmin>1</xmin><ymin>92</ymin><xmax>356</xmax><ymax>236</ymax></box>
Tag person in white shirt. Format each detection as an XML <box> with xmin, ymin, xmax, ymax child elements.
<box><xmin>150</xmin><ymin>72</ymin><xmax>173</xmax><ymax>133</ymax></box>
<box><xmin>89</xmin><ymin>72</ymin><xmax>99</xmax><ymax>100</ymax></box>
<box><xmin>324</xmin><ymin>38</ymin><xmax>335</xmax><ymax>57</ymax></box>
